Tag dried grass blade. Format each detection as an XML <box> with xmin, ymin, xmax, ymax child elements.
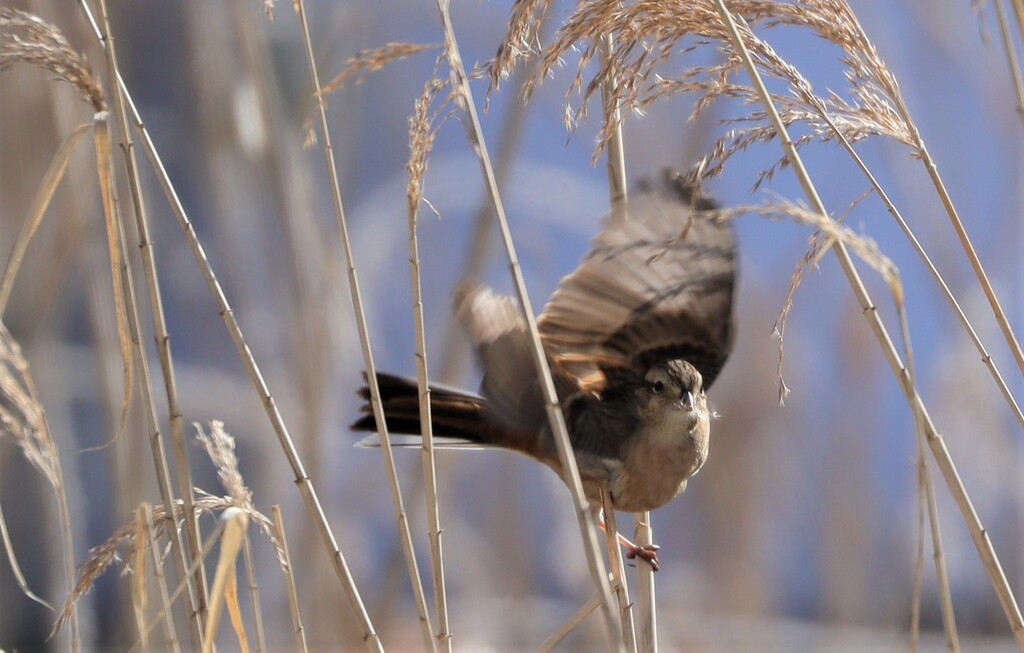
<box><xmin>202</xmin><ymin>509</ymin><xmax>249</xmax><ymax>653</ymax></box>
<box><xmin>1013</xmin><ymin>0</ymin><xmax>1024</xmax><ymax>36</ymax></box>
<box><xmin>90</xmin><ymin>112</ymin><xmax>133</xmax><ymax>449</ymax></box>
<box><xmin>0</xmin><ymin>323</ymin><xmax>77</xmax><ymax>647</ymax></box>
<box><xmin>0</xmin><ymin>122</ymin><xmax>91</xmax><ymax>316</ymax></box>
<box><xmin>0</xmin><ymin>498</ymin><xmax>53</xmax><ymax>610</ymax></box>
<box><xmin>602</xmin><ymin>496</ymin><xmax>636</xmax><ymax>653</ymax></box>
<box><xmin>895</xmin><ymin>290</ymin><xmax>960</xmax><ymax>651</ymax></box>
<box><xmin>224</xmin><ymin>563</ymin><xmax>252</xmax><ymax>653</ymax></box>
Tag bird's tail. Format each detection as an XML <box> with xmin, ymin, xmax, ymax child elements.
<box><xmin>351</xmin><ymin>373</ymin><xmax>522</xmax><ymax>450</ymax></box>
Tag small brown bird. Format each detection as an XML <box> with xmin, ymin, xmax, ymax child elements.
<box><xmin>353</xmin><ymin>170</ymin><xmax>736</xmax><ymax>568</ymax></box>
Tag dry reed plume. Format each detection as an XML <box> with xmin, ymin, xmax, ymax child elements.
<box><xmin>54</xmin><ymin>421</ymin><xmax>285</xmax><ymax>638</ymax></box>
<box><xmin>0</xmin><ymin>7</ymin><xmax>103</xmax><ymax>112</ymax></box>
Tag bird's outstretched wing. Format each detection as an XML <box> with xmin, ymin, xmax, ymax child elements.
<box><xmin>455</xmin><ymin>286</ymin><xmax>545</xmax><ymax>434</ymax></box>
<box><xmin>456</xmin><ymin>170</ymin><xmax>736</xmax><ymax>433</ymax></box>
<box><xmin>538</xmin><ymin>170</ymin><xmax>736</xmax><ymax>390</ymax></box>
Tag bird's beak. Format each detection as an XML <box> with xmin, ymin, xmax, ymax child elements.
<box><xmin>676</xmin><ymin>391</ymin><xmax>695</xmax><ymax>411</ymax></box>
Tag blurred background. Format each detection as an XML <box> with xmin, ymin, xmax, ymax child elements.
<box><xmin>0</xmin><ymin>0</ymin><xmax>1022</xmax><ymax>650</ymax></box>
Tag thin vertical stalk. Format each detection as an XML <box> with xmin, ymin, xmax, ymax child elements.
<box><xmin>129</xmin><ymin>518</ymin><xmax>228</xmax><ymax>653</ymax></box>
<box><xmin>821</xmin><ymin>129</ymin><xmax>1024</xmax><ymax>433</ymax></box>
<box><xmin>602</xmin><ymin>496</ymin><xmax>637</xmax><ymax>653</ymax></box>
<box><xmin>437</xmin><ymin>53</ymin><xmax>535</xmax><ymax>385</ymax></box>
<box><xmin>1014</xmin><ymin>0</ymin><xmax>1024</xmax><ymax>34</ymax></box>
<box><xmin>144</xmin><ymin>502</ymin><xmax>182</xmax><ymax>653</ymax></box>
<box><xmin>888</xmin><ymin>41</ymin><xmax>1024</xmax><ymax>386</ymax></box>
<box><xmin>599</xmin><ymin>33</ymin><xmax>652</xmax><ymax>653</ymax></box>
<box><xmin>600</xmin><ymin>37</ymin><xmax>628</xmax><ymax>215</ymax></box>
<box><xmin>94</xmin><ymin>109</ymin><xmax>205</xmax><ymax>651</ymax></box>
<box><xmin>633</xmin><ymin>513</ymin><xmax>657</xmax><ymax>652</ymax></box>
<box><xmin>409</xmin><ymin>183</ymin><xmax>452</xmax><ymax>650</ymax></box>
<box><xmin>712</xmin><ymin>3</ymin><xmax>1024</xmax><ymax>646</ymax></box>
<box><xmin>994</xmin><ymin>0</ymin><xmax>1024</xmax><ymax>127</ymax></box>
<box><xmin>93</xmin><ymin>0</ymin><xmax>210</xmax><ymax>627</ymax></box>
<box><xmin>433</xmin><ymin>1</ymin><xmax>623</xmax><ymax>648</ymax></box>
<box><xmin>293</xmin><ymin>1</ymin><xmax>436</xmax><ymax>650</ymax></box>
<box><xmin>899</xmin><ymin>308</ymin><xmax>960</xmax><ymax>652</ymax></box>
<box><xmin>76</xmin><ymin>4</ymin><xmax>381</xmax><ymax>646</ymax></box>
<box><xmin>921</xmin><ymin>444</ymin><xmax>960</xmax><ymax>651</ymax></box>
<box><xmin>272</xmin><ymin>506</ymin><xmax>309</xmax><ymax>653</ymax></box>
<box><xmin>242</xmin><ymin>536</ymin><xmax>268</xmax><ymax>653</ymax></box>
<box><xmin>911</xmin><ymin>456</ymin><xmax>925</xmax><ymax>652</ymax></box>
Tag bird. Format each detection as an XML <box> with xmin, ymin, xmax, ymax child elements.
<box><xmin>352</xmin><ymin>169</ymin><xmax>736</xmax><ymax>569</ymax></box>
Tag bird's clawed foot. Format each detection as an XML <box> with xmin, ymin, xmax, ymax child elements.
<box><xmin>624</xmin><ymin>543</ymin><xmax>661</xmax><ymax>572</ymax></box>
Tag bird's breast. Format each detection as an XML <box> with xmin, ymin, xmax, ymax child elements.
<box><xmin>607</xmin><ymin>416</ymin><xmax>709</xmax><ymax>513</ymax></box>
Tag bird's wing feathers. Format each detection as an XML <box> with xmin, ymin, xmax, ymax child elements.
<box><xmin>455</xmin><ymin>171</ymin><xmax>736</xmax><ymax>438</ymax></box>
<box><xmin>455</xmin><ymin>286</ymin><xmax>578</xmax><ymax>434</ymax></box>
<box><xmin>538</xmin><ymin>171</ymin><xmax>736</xmax><ymax>390</ymax></box>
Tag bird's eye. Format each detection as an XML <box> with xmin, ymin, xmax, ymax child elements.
<box><xmin>651</xmin><ymin>380</ymin><xmax>665</xmax><ymax>394</ymax></box>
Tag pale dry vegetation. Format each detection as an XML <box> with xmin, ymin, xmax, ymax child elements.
<box><xmin>0</xmin><ymin>1</ymin><xmax>1023</xmax><ymax>651</ymax></box>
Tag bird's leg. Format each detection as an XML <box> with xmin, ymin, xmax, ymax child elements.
<box><xmin>596</xmin><ymin>510</ymin><xmax>661</xmax><ymax>572</ymax></box>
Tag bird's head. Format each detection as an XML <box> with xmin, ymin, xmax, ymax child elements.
<box><xmin>634</xmin><ymin>359</ymin><xmax>707</xmax><ymax>427</ymax></box>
